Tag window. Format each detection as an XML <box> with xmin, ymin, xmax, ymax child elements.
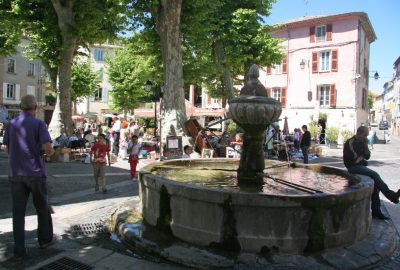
<box><xmin>94</xmin><ymin>49</ymin><xmax>104</xmax><ymax>61</ymax></box>
<box><xmin>316</xmin><ymin>25</ymin><xmax>326</xmax><ymax>41</ymax></box>
<box><xmin>28</xmin><ymin>63</ymin><xmax>35</xmax><ymax>76</ymax></box>
<box><xmin>319</xmin><ymin>51</ymin><xmax>331</xmax><ymax>72</ymax></box>
<box><xmin>319</xmin><ymin>85</ymin><xmax>330</xmax><ymax>106</ymax></box>
<box><xmin>6</xmin><ymin>83</ymin><xmax>15</xmax><ymax>99</ymax></box>
<box><xmin>272</xmin><ymin>88</ymin><xmax>281</xmax><ymax>101</ymax></box>
<box><xmin>7</xmin><ymin>59</ymin><xmax>15</xmax><ymax>73</ymax></box>
<box><xmin>272</xmin><ymin>64</ymin><xmax>281</xmax><ymax>74</ymax></box>
<box><xmin>95</xmin><ymin>87</ymin><xmax>103</xmax><ymax>101</ymax></box>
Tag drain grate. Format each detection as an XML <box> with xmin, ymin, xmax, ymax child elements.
<box><xmin>36</xmin><ymin>256</ymin><xmax>93</xmax><ymax>270</ymax></box>
<box><xmin>70</xmin><ymin>222</ymin><xmax>108</xmax><ymax>236</ymax></box>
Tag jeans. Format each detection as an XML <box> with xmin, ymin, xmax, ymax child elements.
<box><xmin>301</xmin><ymin>146</ymin><xmax>309</xmax><ymax>164</ymax></box>
<box><xmin>113</xmin><ymin>132</ymin><xmax>120</xmax><ymax>156</ymax></box>
<box><xmin>10</xmin><ymin>176</ymin><xmax>53</xmax><ymax>256</ymax></box>
<box><xmin>347</xmin><ymin>165</ymin><xmax>397</xmax><ymax>213</ymax></box>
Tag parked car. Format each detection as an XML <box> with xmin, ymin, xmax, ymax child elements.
<box><xmin>379</xmin><ymin>121</ymin><xmax>389</xmax><ymax>130</ymax></box>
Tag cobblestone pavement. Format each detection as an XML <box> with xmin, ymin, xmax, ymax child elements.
<box><xmin>0</xmin><ymin>137</ymin><xmax>400</xmax><ymax>269</ymax></box>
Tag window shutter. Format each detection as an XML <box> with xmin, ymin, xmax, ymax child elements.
<box><xmin>281</xmin><ymin>87</ymin><xmax>287</xmax><ymax>108</ymax></box>
<box><xmin>267</xmin><ymin>67</ymin><xmax>272</xmax><ymax>75</ymax></box>
<box><xmin>310</xmin><ymin>26</ymin><xmax>315</xmax><ymax>42</ymax></box>
<box><xmin>330</xmin><ymin>84</ymin><xmax>336</xmax><ymax>108</ymax></box>
<box><xmin>102</xmin><ymin>87</ymin><xmax>109</xmax><ymax>102</ymax></box>
<box><xmin>15</xmin><ymin>84</ymin><xmax>20</xmax><ymax>100</ymax></box>
<box><xmin>316</xmin><ymin>85</ymin><xmax>319</xmax><ymax>103</ymax></box>
<box><xmin>312</xmin><ymin>52</ymin><xmax>318</xmax><ymax>73</ymax></box>
<box><xmin>327</xmin><ymin>24</ymin><xmax>332</xmax><ymax>41</ymax></box>
<box><xmin>282</xmin><ymin>58</ymin><xmax>287</xmax><ymax>74</ymax></box>
<box><xmin>2</xmin><ymin>83</ymin><xmax>7</xmax><ymax>99</ymax></box>
<box><xmin>331</xmin><ymin>50</ymin><xmax>338</xmax><ymax>72</ymax></box>
<box><xmin>266</xmin><ymin>87</ymin><xmax>272</xmax><ymax>97</ymax></box>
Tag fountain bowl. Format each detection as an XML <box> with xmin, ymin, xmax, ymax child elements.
<box><xmin>139</xmin><ymin>159</ymin><xmax>373</xmax><ymax>253</ymax></box>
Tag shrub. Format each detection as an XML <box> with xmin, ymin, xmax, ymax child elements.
<box><xmin>341</xmin><ymin>129</ymin><xmax>354</xmax><ymax>143</ymax></box>
<box><xmin>326</xmin><ymin>127</ymin><xmax>340</xmax><ymax>143</ymax></box>
<box><xmin>309</xmin><ymin>122</ymin><xmax>318</xmax><ymax>139</ymax></box>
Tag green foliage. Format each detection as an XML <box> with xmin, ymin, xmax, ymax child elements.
<box><xmin>107</xmin><ymin>35</ymin><xmax>162</xmax><ymax>112</ymax></box>
<box><xmin>341</xmin><ymin>129</ymin><xmax>354</xmax><ymax>143</ymax></box>
<box><xmin>227</xmin><ymin>121</ymin><xmax>238</xmax><ymax>136</ymax></box>
<box><xmin>326</xmin><ymin>127</ymin><xmax>340</xmax><ymax>143</ymax></box>
<box><xmin>368</xmin><ymin>91</ymin><xmax>374</xmax><ymax>109</ymax></box>
<box><xmin>71</xmin><ymin>61</ymin><xmax>99</xmax><ymax>103</ymax></box>
<box><xmin>319</xmin><ymin>113</ymin><xmax>328</xmax><ymax>121</ymax></box>
<box><xmin>308</xmin><ymin>122</ymin><xmax>319</xmax><ymax>139</ymax></box>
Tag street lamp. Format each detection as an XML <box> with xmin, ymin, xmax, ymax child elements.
<box><xmin>369</xmin><ymin>71</ymin><xmax>379</xmax><ymax>80</ymax></box>
<box><xmin>144</xmin><ymin>80</ymin><xmax>157</xmax><ymax>137</ymax></box>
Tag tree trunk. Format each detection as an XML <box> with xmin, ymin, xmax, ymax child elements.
<box><xmin>155</xmin><ymin>0</ymin><xmax>187</xmax><ymax>141</ymax></box>
<box><xmin>214</xmin><ymin>40</ymin><xmax>234</xmax><ymax>102</ymax></box>
<box><xmin>48</xmin><ymin>0</ymin><xmax>77</xmax><ymax>136</ymax></box>
<box><xmin>214</xmin><ymin>40</ymin><xmax>234</xmax><ymax>133</ymax></box>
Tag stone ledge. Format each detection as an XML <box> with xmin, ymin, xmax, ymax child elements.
<box><xmin>112</xmin><ymin>206</ymin><xmax>398</xmax><ymax>269</ymax></box>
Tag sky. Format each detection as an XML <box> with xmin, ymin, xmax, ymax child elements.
<box><xmin>265</xmin><ymin>0</ymin><xmax>400</xmax><ymax>93</ymax></box>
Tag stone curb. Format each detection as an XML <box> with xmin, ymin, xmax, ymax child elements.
<box><xmin>111</xmin><ymin>206</ymin><xmax>398</xmax><ymax>270</ymax></box>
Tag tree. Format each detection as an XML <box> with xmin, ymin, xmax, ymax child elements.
<box><xmin>368</xmin><ymin>91</ymin><xmax>375</xmax><ymax>110</ymax></box>
<box><xmin>107</xmin><ymin>35</ymin><xmax>162</xmax><ymax>113</ymax></box>
<box><xmin>0</xmin><ymin>0</ymin><xmax>129</xmax><ymax>137</ymax></box>
<box><xmin>71</xmin><ymin>61</ymin><xmax>99</xmax><ymax>113</ymax></box>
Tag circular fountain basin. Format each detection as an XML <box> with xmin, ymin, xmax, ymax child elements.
<box><xmin>139</xmin><ymin>159</ymin><xmax>373</xmax><ymax>253</ymax></box>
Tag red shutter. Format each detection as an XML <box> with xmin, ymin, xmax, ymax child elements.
<box><xmin>281</xmin><ymin>87</ymin><xmax>287</xmax><ymax>108</ymax></box>
<box><xmin>266</xmin><ymin>87</ymin><xmax>272</xmax><ymax>97</ymax></box>
<box><xmin>330</xmin><ymin>84</ymin><xmax>337</xmax><ymax>108</ymax></box>
<box><xmin>327</xmin><ymin>24</ymin><xmax>332</xmax><ymax>41</ymax></box>
<box><xmin>331</xmin><ymin>49</ymin><xmax>338</xmax><ymax>72</ymax></box>
<box><xmin>267</xmin><ymin>66</ymin><xmax>272</xmax><ymax>75</ymax></box>
<box><xmin>282</xmin><ymin>58</ymin><xmax>287</xmax><ymax>74</ymax></box>
<box><xmin>312</xmin><ymin>52</ymin><xmax>318</xmax><ymax>73</ymax></box>
<box><xmin>310</xmin><ymin>26</ymin><xmax>315</xmax><ymax>42</ymax></box>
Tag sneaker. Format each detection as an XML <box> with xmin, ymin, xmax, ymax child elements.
<box><xmin>372</xmin><ymin>212</ymin><xmax>390</xmax><ymax>220</ymax></box>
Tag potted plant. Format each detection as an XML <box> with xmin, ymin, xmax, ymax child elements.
<box><xmin>326</xmin><ymin>127</ymin><xmax>340</xmax><ymax>148</ymax></box>
<box><xmin>341</xmin><ymin>129</ymin><xmax>354</xmax><ymax>144</ymax></box>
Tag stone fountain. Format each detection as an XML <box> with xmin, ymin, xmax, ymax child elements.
<box><xmin>112</xmin><ymin>65</ymin><xmax>398</xmax><ymax>269</ymax></box>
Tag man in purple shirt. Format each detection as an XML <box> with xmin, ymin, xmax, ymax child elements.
<box><xmin>3</xmin><ymin>95</ymin><xmax>55</xmax><ymax>259</ymax></box>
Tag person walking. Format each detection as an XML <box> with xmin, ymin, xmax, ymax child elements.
<box><xmin>90</xmin><ymin>134</ymin><xmax>111</xmax><ymax>193</ymax></box>
<box><xmin>343</xmin><ymin>126</ymin><xmax>400</xmax><ymax>220</ymax></box>
<box><xmin>300</xmin><ymin>125</ymin><xmax>311</xmax><ymax>164</ymax></box>
<box><xmin>111</xmin><ymin>116</ymin><xmax>121</xmax><ymax>156</ymax></box>
<box><xmin>128</xmin><ymin>135</ymin><xmax>141</xmax><ymax>181</ymax></box>
<box><xmin>3</xmin><ymin>95</ymin><xmax>55</xmax><ymax>259</ymax></box>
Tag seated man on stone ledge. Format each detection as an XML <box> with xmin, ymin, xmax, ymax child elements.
<box><xmin>343</xmin><ymin>125</ymin><xmax>400</xmax><ymax>220</ymax></box>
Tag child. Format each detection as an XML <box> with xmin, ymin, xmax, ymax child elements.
<box><xmin>128</xmin><ymin>135</ymin><xmax>141</xmax><ymax>181</ymax></box>
<box><xmin>182</xmin><ymin>145</ymin><xmax>193</xmax><ymax>158</ymax></box>
<box><xmin>90</xmin><ymin>134</ymin><xmax>111</xmax><ymax>193</ymax></box>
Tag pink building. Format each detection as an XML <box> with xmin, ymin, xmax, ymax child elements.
<box><xmin>260</xmin><ymin>12</ymin><xmax>376</xmax><ymax>134</ymax></box>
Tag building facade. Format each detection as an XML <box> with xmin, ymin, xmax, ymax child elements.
<box><xmin>76</xmin><ymin>43</ymin><xmax>121</xmax><ymax>119</ymax></box>
<box><xmin>0</xmin><ymin>38</ymin><xmax>46</xmax><ymax>122</ymax></box>
<box><xmin>260</xmin><ymin>12</ymin><xmax>376</xmax><ymax>135</ymax></box>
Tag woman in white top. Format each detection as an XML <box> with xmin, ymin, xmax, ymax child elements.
<box><xmin>128</xmin><ymin>135</ymin><xmax>141</xmax><ymax>181</ymax></box>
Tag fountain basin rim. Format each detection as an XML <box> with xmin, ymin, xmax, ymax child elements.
<box><xmin>140</xmin><ymin>159</ymin><xmax>373</xmax><ymax>201</ymax></box>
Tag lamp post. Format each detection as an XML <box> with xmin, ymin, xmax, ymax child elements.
<box><xmin>369</xmin><ymin>71</ymin><xmax>379</xmax><ymax>80</ymax></box>
<box><xmin>144</xmin><ymin>80</ymin><xmax>158</xmax><ymax>137</ymax></box>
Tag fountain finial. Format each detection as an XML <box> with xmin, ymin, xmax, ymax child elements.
<box><xmin>240</xmin><ymin>64</ymin><xmax>268</xmax><ymax>97</ymax></box>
